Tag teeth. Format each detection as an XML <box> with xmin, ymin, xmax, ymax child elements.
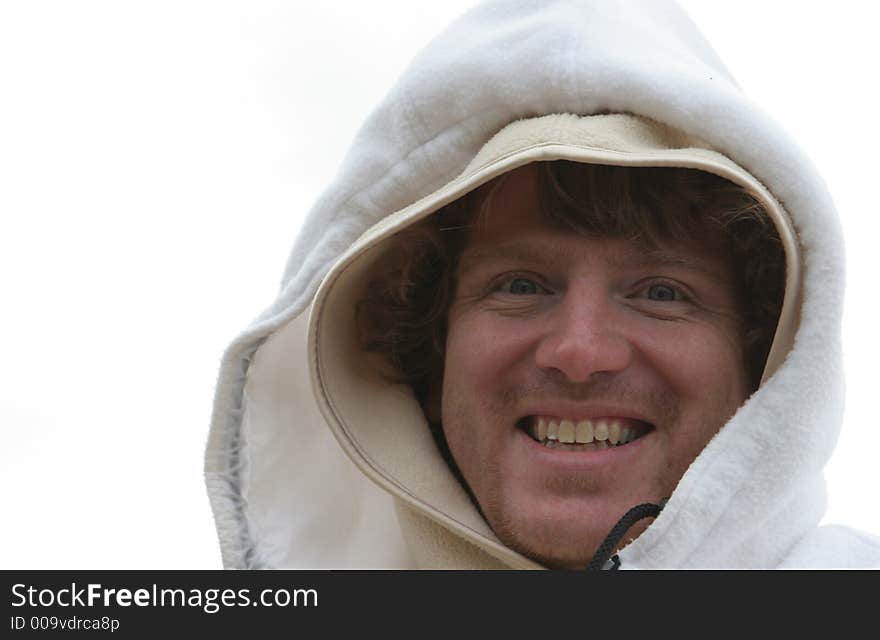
<box><xmin>575</xmin><ymin>420</ymin><xmax>593</xmax><ymax>444</ymax></box>
<box><xmin>594</xmin><ymin>420</ymin><xmax>609</xmax><ymax>442</ymax></box>
<box><xmin>527</xmin><ymin>416</ymin><xmax>647</xmax><ymax>450</ymax></box>
<box><xmin>608</xmin><ymin>422</ymin><xmax>620</xmax><ymax>445</ymax></box>
<box><xmin>558</xmin><ymin>419</ymin><xmax>575</xmax><ymax>444</ymax></box>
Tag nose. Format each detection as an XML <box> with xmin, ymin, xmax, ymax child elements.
<box><xmin>534</xmin><ymin>288</ymin><xmax>633</xmax><ymax>383</ymax></box>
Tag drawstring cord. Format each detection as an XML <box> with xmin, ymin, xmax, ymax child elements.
<box><xmin>585</xmin><ymin>498</ymin><xmax>668</xmax><ymax>571</ymax></box>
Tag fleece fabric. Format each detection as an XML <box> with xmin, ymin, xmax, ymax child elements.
<box><xmin>204</xmin><ymin>0</ymin><xmax>880</xmax><ymax>569</ymax></box>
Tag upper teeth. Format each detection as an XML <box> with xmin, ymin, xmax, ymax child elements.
<box><xmin>528</xmin><ymin>417</ymin><xmax>640</xmax><ymax>446</ymax></box>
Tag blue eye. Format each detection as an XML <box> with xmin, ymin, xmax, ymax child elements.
<box><xmin>647</xmin><ymin>284</ymin><xmax>678</xmax><ymax>301</ymax></box>
<box><xmin>505</xmin><ymin>277</ymin><xmax>541</xmax><ymax>295</ymax></box>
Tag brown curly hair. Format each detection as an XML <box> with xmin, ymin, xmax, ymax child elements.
<box><xmin>357</xmin><ymin>161</ymin><xmax>786</xmax><ymax>407</ymax></box>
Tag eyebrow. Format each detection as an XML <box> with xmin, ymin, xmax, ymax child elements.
<box><xmin>457</xmin><ymin>240</ymin><xmax>732</xmax><ymax>285</ymax></box>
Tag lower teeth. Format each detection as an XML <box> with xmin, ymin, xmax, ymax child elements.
<box><xmin>543</xmin><ymin>440</ymin><xmax>612</xmax><ymax>451</ymax></box>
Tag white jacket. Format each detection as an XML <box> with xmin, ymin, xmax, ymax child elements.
<box><xmin>204</xmin><ymin>0</ymin><xmax>880</xmax><ymax>569</ymax></box>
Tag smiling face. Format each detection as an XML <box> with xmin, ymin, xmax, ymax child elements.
<box><xmin>438</xmin><ymin>164</ymin><xmax>750</xmax><ymax>568</ymax></box>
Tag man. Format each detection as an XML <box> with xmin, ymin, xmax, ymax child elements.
<box><xmin>205</xmin><ymin>1</ymin><xmax>880</xmax><ymax>568</ymax></box>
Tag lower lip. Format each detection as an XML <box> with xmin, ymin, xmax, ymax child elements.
<box><xmin>516</xmin><ymin>426</ymin><xmax>648</xmax><ymax>470</ymax></box>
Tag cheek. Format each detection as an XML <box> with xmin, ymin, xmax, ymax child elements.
<box><xmin>441</xmin><ymin>312</ymin><xmax>529</xmax><ymax>463</ymax></box>
<box><xmin>642</xmin><ymin>321</ymin><xmax>748</xmax><ymax>410</ymax></box>
<box><xmin>443</xmin><ymin>310</ymin><xmax>531</xmax><ymax>395</ymax></box>
<box><xmin>444</xmin><ymin>316</ymin><xmax>487</xmax><ymax>384</ymax></box>
<box><xmin>440</xmin><ymin>314</ymin><xmax>490</xmax><ymax>444</ymax></box>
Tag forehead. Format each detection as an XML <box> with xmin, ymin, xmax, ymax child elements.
<box><xmin>459</xmin><ymin>163</ymin><xmax>736</xmax><ymax>281</ymax></box>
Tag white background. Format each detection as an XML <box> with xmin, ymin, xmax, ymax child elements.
<box><xmin>1</xmin><ymin>1</ymin><xmax>877</xmax><ymax>568</ymax></box>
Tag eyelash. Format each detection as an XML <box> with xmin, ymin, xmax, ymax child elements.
<box><xmin>493</xmin><ymin>274</ymin><xmax>549</xmax><ymax>296</ymax></box>
<box><xmin>637</xmin><ymin>279</ymin><xmax>691</xmax><ymax>303</ymax></box>
<box><xmin>491</xmin><ymin>274</ymin><xmax>693</xmax><ymax>303</ymax></box>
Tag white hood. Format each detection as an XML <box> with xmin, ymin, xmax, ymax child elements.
<box><xmin>204</xmin><ymin>0</ymin><xmax>880</xmax><ymax>569</ymax></box>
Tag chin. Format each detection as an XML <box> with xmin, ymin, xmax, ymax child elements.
<box><xmin>500</xmin><ymin>529</ymin><xmax>597</xmax><ymax>569</ymax></box>
<box><xmin>488</xmin><ymin>510</ymin><xmax>604</xmax><ymax>569</ymax></box>
<box><xmin>487</xmin><ymin>496</ymin><xmax>656</xmax><ymax>569</ymax></box>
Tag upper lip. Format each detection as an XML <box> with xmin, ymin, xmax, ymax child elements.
<box><xmin>517</xmin><ymin>403</ymin><xmax>658</xmax><ymax>428</ymax></box>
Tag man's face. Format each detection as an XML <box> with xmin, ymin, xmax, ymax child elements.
<box><xmin>439</xmin><ymin>164</ymin><xmax>749</xmax><ymax>568</ymax></box>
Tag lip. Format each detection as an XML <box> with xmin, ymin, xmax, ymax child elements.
<box><xmin>513</xmin><ymin>403</ymin><xmax>655</xmax><ymax>473</ymax></box>
<box><xmin>516</xmin><ymin>425</ymin><xmax>648</xmax><ymax>471</ymax></box>
<box><xmin>516</xmin><ymin>403</ymin><xmax>658</xmax><ymax>427</ymax></box>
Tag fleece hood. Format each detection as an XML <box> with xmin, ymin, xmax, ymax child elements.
<box><xmin>205</xmin><ymin>0</ymin><xmax>879</xmax><ymax>569</ymax></box>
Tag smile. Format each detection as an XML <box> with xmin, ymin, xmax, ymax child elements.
<box><xmin>520</xmin><ymin>416</ymin><xmax>652</xmax><ymax>451</ymax></box>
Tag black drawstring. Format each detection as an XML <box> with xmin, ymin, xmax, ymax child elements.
<box><xmin>585</xmin><ymin>498</ymin><xmax>668</xmax><ymax>571</ymax></box>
